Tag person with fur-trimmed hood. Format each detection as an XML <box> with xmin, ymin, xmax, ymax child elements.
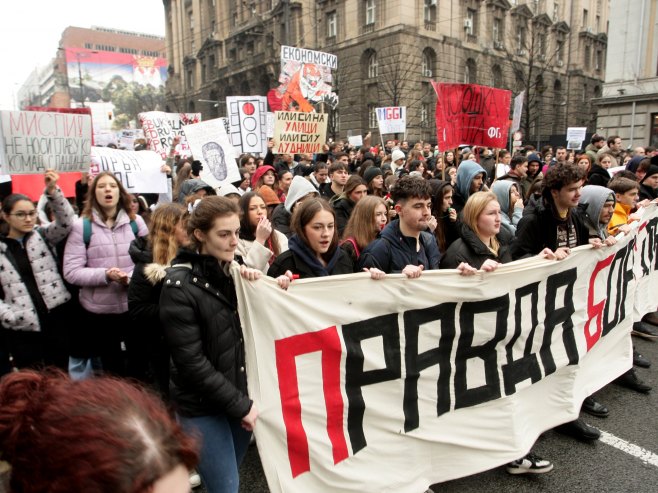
<box><xmin>128</xmin><ymin>203</ymin><xmax>191</xmax><ymax>399</ymax></box>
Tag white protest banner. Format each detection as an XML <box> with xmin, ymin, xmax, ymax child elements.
<box><xmin>347</xmin><ymin>135</ymin><xmax>363</xmax><ymax>147</ymax></box>
<box><xmin>632</xmin><ymin>204</ymin><xmax>658</xmax><ymax>321</ymax></box>
<box><xmin>89</xmin><ymin>147</ymin><xmax>167</xmax><ymax>194</ymax></box>
<box><xmin>511</xmin><ymin>91</ymin><xmax>525</xmax><ymax>133</ymax></box>
<box><xmin>376</xmin><ymin>107</ymin><xmax>407</xmax><ymax>135</ymax></box>
<box><xmin>273</xmin><ymin>111</ymin><xmax>328</xmax><ymax>154</ymax></box>
<box><xmin>183</xmin><ymin>118</ymin><xmax>240</xmax><ymax>189</ymax></box>
<box><xmin>226</xmin><ymin>96</ymin><xmax>268</xmax><ymax>154</ymax></box>
<box><xmin>0</xmin><ymin>110</ymin><xmax>92</xmax><ymax>174</ymax></box>
<box><xmin>566</xmin><ymin>127</ymin><xmax>587</xmax><ymax>150</ymax></box>
<box><xmin>232</xmin><ymin>214</ymin><xmax>658</xmax><ymax>492</ymax></box>
<box><xmin>138</xmin><ymin>111</ymin><xmax>200</xmax><ymax>159</ymax></box>
<box><xmin>119</xmin><ymin>129</ymin><xmax>138</xmax><ymax>150</ymax></box>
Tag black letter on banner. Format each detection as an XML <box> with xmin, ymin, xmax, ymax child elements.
<box><xmin>454</xmin><ymin>296</ymin><xmax>508</xmax><ymax>410</ymax></box>
<box><xmin>402</xmin><ymin>302</ymin><xmax>457</xmax><ymax>431</ymax></box>
<box><xmin>640</xmin><ymin>218</ymin><xmax>658</xmax><ymax>276</ymax></box>
<box><xmin>603</xmin><ymin>243</ymin><xmax>634</xmax><ymax>337</ymax></box>
<box><xmin>502</xmin><ymin>283</ymin><xmax>543</xmax><ymax>396</ymax></box>
<box><xmin>342</xmin><ymin>313</ymin><xmax>401</xmax><ymax>454</ymax></box>
<box><xmin>540</xmin><ymin>268</ymin><xmax>578</xmax><ymax>375</ymax></box>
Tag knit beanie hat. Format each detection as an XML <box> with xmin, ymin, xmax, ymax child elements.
<box><xmin>364</xmin><ymin>166</ymin><xmax>383</xmax><ymax>184</ymax></box>
<box><xmin>284</xmin><ymin>176</ymin><xmax>318</xmax><ymax>213</ymax></box>
<box><xmin>257</xmin><ymin>185</ymin><xmax>281</xmax><ymax>206</ymax></box>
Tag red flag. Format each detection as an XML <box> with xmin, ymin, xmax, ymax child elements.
<box><xmin>432</xmin><ymin>83</ymin><xmax>511</xmax><ymax>151</ymax></box>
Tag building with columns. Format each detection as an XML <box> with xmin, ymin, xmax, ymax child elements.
<box><xmin>164</xmin><ymin>0</ymin><xmax>608</xmax><ymax>145</ymax></box>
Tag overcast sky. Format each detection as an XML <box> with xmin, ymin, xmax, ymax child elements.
<box><xmin>1</xmin><ymin>0</ymin><xmax>166</xmax><ymax>110</ymax></box>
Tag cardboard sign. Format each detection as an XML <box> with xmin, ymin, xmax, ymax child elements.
<box><xmin>376</xmin><ymin>107</ymin><xmax>407</xmax><ymax>135</ymax></box>
<box><xmin>272</xmin><ymin>111</ymin><xmax>328</xmax><ymax>154</ymax></box>
<box><xmin>231</xmin><ymin>205</ymin><xmax>658</xmax><ymax>491</ymax></box>
<box><xmin>278</xmin><ymin>46</ymin><xmax>338</xmax><ymax>113</ymax></box>
<box><xmin>432</xmin><ymin>82</ymin><xmax>511</xmax><ymax>151</ymax></box>
<box><xmin>183</xmin><ymin>118</ymin><xmax>240</xmax><ymax>189</ymax></box>
<box><xmin>226</xmin><ymin>96</ymin><xmax>268</xmax><ymax>154</ymax></box>
<box><xmin>138</xmin><ymin>111</ymin><xmax>200</xmax><ymax>159</ymax></box>
<box><xmin>0</xmin><ymin>110</ymin><xmax>92</xmax><ymax>174</ymax></box>
<box><xmin>90</xmin><ymin>147</ymin><xmax>167</xmax><ymax>194</ymax></box>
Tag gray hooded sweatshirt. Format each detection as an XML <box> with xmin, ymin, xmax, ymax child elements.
<box><xmin>579</xmin><ymin>185</ymin><xmax>616</xmax><ymax>239</ymax></box>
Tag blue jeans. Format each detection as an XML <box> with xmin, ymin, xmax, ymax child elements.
<box><xmin>179</xmin><ymin>414</ymin><xmax>252</xmax><ymax>493</ymax></box>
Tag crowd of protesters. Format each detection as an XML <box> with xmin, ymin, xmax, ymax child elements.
<box><xmin>1</xmin><ymin>131</ymin><xmax>657</xmax><ymax>492</ymax></box>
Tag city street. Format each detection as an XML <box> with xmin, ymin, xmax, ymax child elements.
<box><xmin>236</xmin><ymin>336</ymin><xmax>658</xmax><ymax>493</ymax></box>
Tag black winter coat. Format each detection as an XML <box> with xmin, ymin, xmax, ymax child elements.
<box><xmin>511</xmin><ymin>200</ymin><xmax>589</xmax><ymax>260</ymax></box>
<box><xmin>440</xmin><ymin>225</ymin><xmax>512</xmax><ymax>269</ymax></box>
<box><xmin>268</xmin><ymin>248</ymin><xmax>355</xmax><ymax>279</ymax></box>
<box><xmin>159</xmin><ymin>250</ymin><xmax>251</xmax><ymax>419</ymax></box>
<box><xmin>587</xmin><ymin>165</ymin><xmax>611</xmax><ymax>187</ymax></box>
<box><xmin>358</xmin><ymin>219</ymin><xmax>441</xmax><ymax>273</ymax></box>
<box><xmin>332</xmin><ymin>197</ymin><xmax>355</xmax><ymax>236</ymax></box>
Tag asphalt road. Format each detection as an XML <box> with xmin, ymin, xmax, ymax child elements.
<box><xmin>234</xmin><ymin>335</ymin><xmax>658</xmax><ymax>493</ymax></box>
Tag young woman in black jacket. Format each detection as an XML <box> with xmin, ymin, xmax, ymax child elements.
<box><xmin>128</xmin><ymin>202</ymin><xmax>190</xmax><ymax>398</ymax></box>
<box><xmin>159</xmin><ymin>196</ymin><xmax>261</xmax><ymax>493</ymax></box>
<box><xmin>269</xmin><ymin>198</ymin><xmax>384</xmax><ymax>281</ymax></box>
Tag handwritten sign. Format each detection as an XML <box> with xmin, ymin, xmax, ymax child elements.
<box><xmin>138</xmin><ymin>111</ymin><xmax>200</xmax><ymax>159</ymax></box>
<box><xmin>432</xmin><ymin>82</ymin><xmax>511</xmax><ymax>151</ymax></box>
<box><xmin>273</xmin><ymin>111</ymin><xmax>328</xmax><ymax>154</ymax></box>
<box><xmin>183</xmin><ymin>118</ymin><xmax>241</xmax><ymax>189</ymax></box>
<box><xmin>376</xmin><ymin>107</ymin><xmax>406</xmax><ymax>135</ymax></box>
<box><xmin>226</xmin><ymin>96</ymin><xmax>268</xmax><ymax>154</ymax></box>
<box><xmin>90</xmin><ymin>147</ymin><xmax>167</xmax><ymax>194</ymax></box>
<box><xmin>0</xmin><ymin>110</ymin><xmax>92</xmax><ymax>174</ymax></box>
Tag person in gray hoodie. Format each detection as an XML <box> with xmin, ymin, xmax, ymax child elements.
<box><xmin>452</xmin><ymin>160</ymin><xmax>486</xmax><ymax>214</ymax></box>
<box><xmin>271</xmin><ymin>176</ymin><xmax>319</xmax><ymax>238</ymax></box>
<box><xmin>491</xmin><ymin>180</ymin><xmax>523</xmax><ymax>242</ymax></box>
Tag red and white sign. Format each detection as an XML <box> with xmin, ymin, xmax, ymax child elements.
<box><xmin>226</xmin><ymin>96</ymin><xmax>268</xmax><ymax>155</ymax></box>
<box><xmin>376</xmin><ymin>106</ymin><xmax>407</xmax><ymax>135</ymax></box>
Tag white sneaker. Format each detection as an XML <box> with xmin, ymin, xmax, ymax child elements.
<box><xmin>506</xmin><ymin>453</ymin><xmax>554</xmax><ymax>474</ymax></box>
<box><xmin>189</xmin><ymin>470</ymin><xmax>202</xmax><ymax>488</ymax></box>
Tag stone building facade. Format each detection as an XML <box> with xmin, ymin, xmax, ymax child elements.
<box><xmin>164</xmin><ymin>0</ymin><xmax>608</xmax><ymax>145</ymax></box>
<box><xmin>595</xmin><ymin>0</ymin><xmax>658</xmax><ymax>148</ymax></box>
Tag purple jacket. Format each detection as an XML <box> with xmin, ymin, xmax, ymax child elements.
<box><xmin>64</xmin><ymin>209</ymin><xmax>148</xmax><ymax>314</ymax></box>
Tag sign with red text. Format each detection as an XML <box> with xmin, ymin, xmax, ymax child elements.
<box><xmin>138</xmin><ymin>111</ymin><xmax>200</xmax><ymax>159</ymax></box>
<box><xmin>226</xmin><ymin>96</ymin><xmax>268</xmax><ymax>154</ymax></box>
<box><xmin>432</xmin><ymin>82</ymin><xmax>511</xmax><ymax>151</ymax></box>
<box><xmin>231</xmin><ymin>205</ymin><xmax>658</xmax><ymax>492</ymax></box>
<box><xmin>90</xmin><ymin>147</ymin><xmax>167</xmax><ymax>194</ymax></box>
<box><xmin>272</xmin><ymin>111</ymin><xmax>328</xmax><ymax>154</ymax></box>
<box><xmin>376</xmin><ymin>106</ymin><xmax>407</xmax><ymax>135</ymax></box>
<box><xmin>0</xmin><ymin>110</ymin><xmax>92</xmax><ymax>174</ymax></box>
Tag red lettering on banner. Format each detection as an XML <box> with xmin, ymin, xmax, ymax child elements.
<box><xmin>275</xmin><ymin>326</ymin><xmax>348</xmax><ymax>478</ymax></box>
<box><xmin>585</xmin><ymin>254</ymin><xmax>614</xmax><ymax>350</ymax></box>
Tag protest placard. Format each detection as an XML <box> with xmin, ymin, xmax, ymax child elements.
<box><xmin>272</xmin><ymin>111</ymin><xmax>328</xmax><ymax>154</ymax></box>
<box><xmin>432</xmin><ymin>82</ymin><xmax>511</xmax><ymax>151</ymax></box>
<box><xmin>0</xmin><ymin>110</ymin><xmax>92</xmax><ymax>175</ymax></box>
<box><xmin>233</xmin><ymin>205</ymin><xmax>658</xmax><ymax>493</ymax></box>
<box><xmin>566</xmin><ymin>127</ymin><xmax>587</xmax><ymax>150</ymax></box>
<box><xmin>138</xmin><ymin>111</ymin><xmax>200</xmax><ymax>159</ymax></box>
<box><xmin>511</xmin><ymin>91</ymin><xmax>525</xmax><ymax>133</ymax></box>
<box><xmin>266</xmin><ymin>112</ymin><xmax>275</xmax><ymax>138</ymax></box>
<box><xmin>226</xmin><ymin>96</ymin><xmax>268</xmax><ymax>154</ymax></box>
<box><xmin>278</xmin><ymin>46</ymin><xmax>338</xmax><ymax>113</ymax></box>
<box><xmin>89</xmin><ymin>147</ymin><xmax>167</xmax><ymax>194</ymax></box>
<box><xmin>376</xmin><ymin>107</ymin><xmax>406</xmax><ymax>135</ymax></box>
<box><xmin>347</xmin><ymin>135</ymin><xmax>363</xmax><ymax>147</ymax></box>
<box><xmin>183</xmin><ymin>118</ymin><xmax>240</xmax><ymax>189</ymax></box>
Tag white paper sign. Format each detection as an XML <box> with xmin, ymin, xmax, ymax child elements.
<box><xmin>0</xmin><ymin>110</ymin><xmax>92</xmax><ymax>174</ymax></box>
<box><xmin>226</xmin><ymin>96</ymin><xmax>268</xmax><ymax>154</ymax></box>
<box><xmin>266</xmin><ymin>112</ymin><xmax>275</xmax><ymax>139</ymax></box>
<box><xmin>183</xmin><ymin>118</ymin><xmax>240</xmax><ymax>189</ymax></box>
<box><xmin>511</xmin><ymin>91</ymin><xmax>525</xmax><ymax>133</ymax></box>
<box><xmin>566</xmin><ymin>127</ymin><xmax>587</xmax><ymax>149</ymax></box>
<box><xmin>90</xmin><ymin>147</ymin><xmax>167</xmax><ymax>193</ymax></box>
<box><xmin>376</xmin><ymin>107</ymin><xmax>406</xmax><ymax>134</ymax></box>
<box><xmin>348</xmin><ymin>135</ymin><xmax>363</xmax><ymax>147</ymax></box>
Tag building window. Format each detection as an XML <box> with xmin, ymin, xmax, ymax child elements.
<box><xmin>424</xmin><ymin>0</ymin><xmax>436</xmax><ymax>22</ymax></box>
<box><xmin>327</xmin><ymin>11</ymin><xmax>337</xmax><ymax>38</ymax></box>
<box><xmin>189</xmin><ymin>12</ymin><xmax>194</xmax><ymax>30</ymax></box>
<box><xmin>583</xmin><ymin>84</ymin><xmax>588</xmax><ymax>103</ymax></box>
<box><xmin>516</xmin><ymin>24</ymin><xmax>526</xmax><ymax>54</ymax></box>
<box><xmin>582</xmin><ymin>9</ymin><xmax>588</xmax><ymax>28</ymax></box>
<box><xmin>84</xmin><ymin>43</ymin><xmax>93</xmax><ymax>49</ymax></box>
<box><xmin>464</xmin><ymin>59</ymin><xmax>477</xmax><ymax>84</ymax></box>
<box><xmin>421</xmin><ymin>103</ymin><xmax>429</xmax><ymax>126</ymax></box>
<box><xmin>211</xmin><ymin>20</ymin><xmax>216</xmax><ymax>36</ymax></box>
<box><xmin>368</xmin><ymin>51</ymin><xmax>378</xmax><ymax>78</ymax></box>
<box><xmin>493</xmin><ymin>18</ymin><xmax>502</xmax><ymax>46</ymax></box>
<box><xmin>421</xmin><ymin>51</ymin><xmax>433</xmax><ymax>77</ymax></box>
<box><xmin>492</xmin><ymin>65</ymin><xmax>503</xmax><ymax>87</ymax></box>
<box><xmin>365</xmin><ymin>0</ymin><xmax>376</xmax><ymax>26</ymax></box>
<box><xmin>584</xmin><ymin>45</ymin><xmax>591</xmax><ymax>69</ymax></box>
<box><xmin>368</xmin><ymin>105</ymin><xmax>378</xmax><ymax>128</ymax></box>
<box><xmin>557</xmin><ymin>39</ymin><xmax>564</xmax><ymax>64</ymax></box>
<box><xmin>466</xmin><ymin>9</ymin><xmax>476</xmax><ymax>36</ymax></box>
<box><xmin>186</xmin><ymin>69</ymin><xmax>194</xmax><ymax>90</ymax></box>
<box><xmin>650</xmin><ymin>113</ymin><xmax>658</xmax><ymax>148</ymax></box>
<box><xmin>595</xmin><ymin>50</ymin><xmax>602</xmax><ymax>71</ymax></box>
<box><xmin>553</xmin><ymin>1</ymin><xmax>559</xmax><ymax>21</ymax></box>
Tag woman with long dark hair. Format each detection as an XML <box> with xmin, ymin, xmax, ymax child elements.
<box><xmin>0</xmin><ymin>170</ymin><xmax>74</xmax><ymax>373</ymax></box>
<box><xmin>64</xmin><ymin>172</ymin><xmax>148</xmax><ymax>380</ymax></box>
<box><xmin>236</xmin><ymin>192</ymin><xmax>288</xmax><ymax>273</ymax></box>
